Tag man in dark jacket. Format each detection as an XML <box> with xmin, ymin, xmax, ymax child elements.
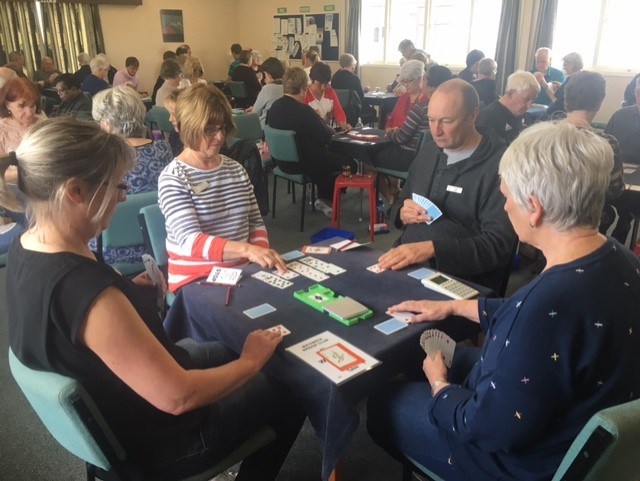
<box><xmin>379</xmin><ymin>79</ymin><xmax>517</xmax><ymax>291</ymax></box>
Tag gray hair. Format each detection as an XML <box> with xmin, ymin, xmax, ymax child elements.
<box><xmin>535</xmin><ymin>47</ymin><xmax>552</xmax><ymax>58</ymax></box>
<box><xmin>399</xmin><ymin>59</ymin><xmax>425</xmax><ymax>82</ymax></box>
<box><xmin>478</xmin><ymin>58</ymin><xmax>497</xmax><ymax>76</ymax></box>
<box><xmin>499</xmin><ymin>121</ymin><xmax>613</xmax><ymax>231</ymax></box>
<box><xmin>77</xmin><ymin>52</ymin><xmax>91</xmax><ymax>65</ymax></box>
<box><xmin>90</xmin><ymin>53</ymin><xmax>109</xmax><ymax>74</ymax></box>
<box><xmin>339</xmin><ymin>53</ymin><xmax>356</xmax><ymax>69</ymax></box>
<box><xmin>92</xmin><ymin>86</ymin><xmax>146</xmax><ymax>138</ymax></box>
<box><xmin>562</xmin><ymin>52</ymin><xmax>583</xmax><ymax>72</ymax></box>
<box><xmin>0</xmin><ymin>117</ymin><xmax>134</xmax><ymax>229</ymax></box>
<box><xmin>505</xmin><ymin>70</ymin><xmax>540</xmax><ymax>95</ymax></box>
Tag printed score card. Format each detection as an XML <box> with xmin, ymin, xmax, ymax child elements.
<box><xmin>286</xmin><ymin>331</ymin><xmax>381</xmax><ymax>385</ymax></box>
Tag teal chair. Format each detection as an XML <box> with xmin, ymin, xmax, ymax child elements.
<box><xmin>0</xmin><ymin>252</ymin><xmax>7</xmax><ymax>267</ymax></box>
<box><xmin>375</xmin><ymin>130</ymin><xmax>432</xmax><ymax>185</ymax></box>
<box><xmin>138</xmin><ymin>203</ymin><xmax>175</xmax><ymax>306</ymax></box>
<box><xmin>233</xmin><ymin>112</ymin><xmax>263</xmax><ymax>143</ymax></box>
<box><xmin>402</xmin><ymin>398</ymin><xmax>640</xmax><ymax>481</ymax></box>
<box><xmin>98</xmin><ymin>190</ymin><xmax>158</xmax><ymax>275</ymax></box>
<box><xmin>264</xmin><ymin>125</ymin><xmax>315</xmax><ymax>232</ymax></box>
<box><xmin>145</xmin><ymin>106</ymin><xmax>173</xmax><ymax>136</ymax></box>
<box><xmin>8</xmin><ymin>348</ymin><xmax>277</xmax><ymax>481</ymax></box>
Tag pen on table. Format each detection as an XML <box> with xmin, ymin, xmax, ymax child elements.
<box><xmin>225</xmin><ymin>286</ymin><xmax>232</xmax><ymax>306</ymax></box>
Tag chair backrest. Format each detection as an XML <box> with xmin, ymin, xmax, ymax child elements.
<box><xmin>102</xmin><ymin>191</ymin><xmax>158</xmax><ymax>250</ymax></box>
<box><xmin>334</xmin><ymin>88</ymin><xmax>350</xmax><ymax>109</ymax></box>
<box><xmin>418</xmin><ymin>129</ymin><xmax>433</xmax><ymax>150</ymax></box>
<box><xmin>229</xmin><ymin>81</ymin><xmax>248</xmax><ymax>98</ymax></box>
<box><xmin>145</xmin><ymin>106</ymin><xmax>173</xmax><ymax>134</ymax></box>
<box><xmin>552</xmin><ymin>398</ymin><xmax>640</xmax><ymax>481</ymax></box>
<box><xmin>263</xmin><ymin>125</ymin><xmax>300</xmax><ymax>165</ymax></box>
<box><xmin>233</xmin><ymin>112</ymin><xmax>263</xmax><ymax>142</ymax></box>
<box><xmin>138</xmin><ymin>203</ymin><xmax>168</xmax><ymax>267</ymax></box>
<box><xmin>8</xmin><ymin>348</ymin><xmax>125</xmax><ymax>472</ymax></box>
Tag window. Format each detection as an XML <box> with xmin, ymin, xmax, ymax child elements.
<box><xmin>553</xmin><ymin>0</ymin><xmax>640</xmax><ymax>72</ymax></box>
<box><xmin>359</xmin><ymin>0</ymin><xmax>503</xmax><ymax>66</ymax></box>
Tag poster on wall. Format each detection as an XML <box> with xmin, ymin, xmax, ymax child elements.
<box><xmin>160</xmin><ymin>10</ymin><xmax>184</xmax><ymax>43</ymax></box>
<box><xmin>273</xmin><ymin>13</ymin><xmax>339</xmax><ymax>61</ymax></box>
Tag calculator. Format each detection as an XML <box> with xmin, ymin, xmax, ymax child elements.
<box><xmin>420</xmin><ymin>272</ymin><xmax>479</xmax><ymax>300</ymax></box>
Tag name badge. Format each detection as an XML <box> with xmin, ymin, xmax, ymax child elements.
<box><xmin>446</xmin><ymin>185</ymin><xmax>463</xmax><ymax>194</ymax></box>
<box><xmin>192</xmin><ymin>181</ymin><xmax>210</xmax><ymax>195</ymax></box>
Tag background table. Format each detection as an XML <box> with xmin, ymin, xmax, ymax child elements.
<box><xmin>329</xmin><ymin>127</ymin><xmax>390</xmax><ymax>171</ymax></box>
<box><xmin>364</xmin><ymin>92</ymin><xmax>399</xmax><ymax>129</ymax></box>
<box><xmin>163</xmin><ymin>242</ymin><xmax>486</xmax><ymax>481</ymax></box>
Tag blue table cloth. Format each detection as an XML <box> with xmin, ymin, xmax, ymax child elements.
<box><xmin>163</xmin><ymin>242</ymin><xmax>486</xmax><ymax>480</ymax></box>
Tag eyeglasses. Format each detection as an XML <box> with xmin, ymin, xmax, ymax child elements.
<box><xmin>55</xmin><ymin>87</ymin><xmax>68</xmax><ymax>94</ymax></box>
<box><xmin>204</xmin><ymin>125</ymin><xmax>226</xmax><ymax>137</ymax></box>
<box><xmin>399</xmin><ymin>78</ymin><xmax>418</xmax><ymax>85</ymax></box>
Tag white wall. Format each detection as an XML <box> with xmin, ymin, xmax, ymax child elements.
<box><xmin>99</xmin><ymin>0</ymin><xmax>238</xmax><ymax>93</ymax></box>
<box><xmin>98</xmin><ymin>0</ymin><xmax>634</xmax><ymax>123</ymax></box>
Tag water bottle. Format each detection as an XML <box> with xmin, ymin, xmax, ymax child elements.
<box><xmin>376</xmin><ymin>197</ymin><xmax>386</xmax><ymax>223</ymax></box>
<box><xmin>355</xmin><ymin>117</ymin><xmax>364</xmax><ymax>129</ymax></box>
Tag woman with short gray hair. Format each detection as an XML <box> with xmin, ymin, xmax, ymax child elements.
<box><xmin>547</xmin><ymin>51</ymin><xmax>584</xmax><ymax>117</ymax></box>
<box><xmin>81</xmin><ymin>53</ymin><xmax>110</xmax><ymax>96</ymax></box>
<box><xmin>369</xmin><ymin>121</ymin><xmax>640</xmax><ymax>480</ymax></box>
<box><xmin>386</xmin><ymin>59</ymin><xmax>426</xmax><ymax>129</ymax></box>
<box><xmin>91</xmin><ymin>86</ymin><xmax>173</xmax><ymax>267</ymax></box>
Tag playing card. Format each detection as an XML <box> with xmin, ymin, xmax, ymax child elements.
<box><xmin>407</xmin><ymin>268</ymin><xmax>436</xmax><ymax>280</ymax></box>
<box><xmin>273</xmin><ymin>269</ymin><xmax>299</xmax><ymax>280</ymax></box>
<box><xmin>366</xmin><ymin>263</ymin><xmax>384</xmax><ymax>273</ymax></box>
<box><xmin>386</xmin><ymin>310</ymin><xmax>414</xmax><ymax>322</ymax></box>
<box><xmin>282</xmin><ymin>250</ymin><xmax>304</xmax><ymax>261</ymax></box>
<box><xmin>301</xmin><ymin>245</ymin><xmax>333</xmax><ymax>255</ymax></box>
<box><xmin>252</xmin><ymin>271</ymin><xmax>294</xmax><ymax>289</ymax></box>
<box><xmin>412</xmin><ymin>193</ymin><xmax>443</xmax><ymax>225</ymax></box>
<box><xmin>419</xmin><ymin>329</ymin><xmax>455</xmax><ymax>368</ymax></box>
<box><xmin>374</xmin><ymin>318</ymin><xmax>408</xmax><ymax>335</ymax></box>
<box><xmin>300</xmin><ymin>256</ymin><xmax>345</xmax><ymax>275</ymax></box>
<box><xmin>267</xmin><ymin>324</ymin><xmax>291</xmax><ymax>336</ymax></box>
<box><xmin>243</xmin><ymin>303</ymin><xmax>277</xmax><ymax>319</ymax></box>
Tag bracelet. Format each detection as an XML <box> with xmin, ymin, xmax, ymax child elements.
<box><xmin>431</xmin><ymin>380</ymin><xmax>449</xmax><ymax>396</ymax></box>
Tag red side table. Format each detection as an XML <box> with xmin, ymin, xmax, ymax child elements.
<box><xmin>331</xmin><ymin>174</ymin><xmax>377</xmax><ymax>242</ymax></box>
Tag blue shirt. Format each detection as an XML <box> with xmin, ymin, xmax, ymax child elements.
<box><xmin>531</xmin><ymin>66</ymin><xmax>564</xmax><ymax>106</ymax></box>
<box><xmin>429</xmin><ymin>239</ymin><xmax>640</xmax><ymax>480</ymax></box>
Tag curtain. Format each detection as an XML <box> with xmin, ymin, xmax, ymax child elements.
<box><xmin>0</xmin><ymin>2</ymin><xmax>40</xmax><ymax>77</ymax></box>
<box><xmin>523</xmin><ymin>0</ymin><xmax>558</xmax><ymax>71</ymax></box>
<box><xmin>494</xmin><ymin>0</ymin><xmax>520</xmax><ymax>94</ymax></box>
<box><xmin>40</xmin><ymin>2</ymin><xmax>105</xmax><ymax>73</ymax></box>
<box><xmin>346</xmin><ymin>0</ymin><xmax>361</xmax><ymax>71</ymax></box>
<box><xmin>0</xmin><ymin>1</ymin><xmax>104</xmax><ymax>76</ymax></box>
<box><xmin>533</xmin><ymin>0</ymin><xmax>557</xmax><ymax>53</ymax></box>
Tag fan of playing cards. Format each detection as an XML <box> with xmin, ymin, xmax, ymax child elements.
<box><xmin>419</xmin><ymin>329</ymin><xmax>455</xmax><ymax>368</ymax></box>
<box><xmin>412</xmin><ymin>193</ymin><xmax>443</xmax><ymax>225</ymax></box>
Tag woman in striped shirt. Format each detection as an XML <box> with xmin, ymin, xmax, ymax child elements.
<box><xmin>159</xmin><ymin>84</ymin><xmax>285</xmax><ymax>292</ymax></box>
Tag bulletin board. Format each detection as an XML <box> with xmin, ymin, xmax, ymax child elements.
<box><xmin>272</xmin><ymin>13</ymin><xmax>340</xmax><ymax>62</ymax></box>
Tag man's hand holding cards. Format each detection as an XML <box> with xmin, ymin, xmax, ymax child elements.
<box><xmin>411</xmin><ymin>193</ymin><xmax>442</xmax><ymax>225</ymax></box>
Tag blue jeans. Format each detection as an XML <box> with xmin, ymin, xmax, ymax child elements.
<box><xmin>367</xmin><ymin>347</ymin><xmax>481</xmax><ymax>481</ymax></box>
<box><xmin>147</xmin><ymin>339</ymin><xmax>306</xmax><ymax>481</ymax></box>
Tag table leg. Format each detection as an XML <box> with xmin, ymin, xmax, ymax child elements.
<box><xmin>328</xmin><ymin>458</ymin><xmax>345</xmax><ymax>481</ymax></box>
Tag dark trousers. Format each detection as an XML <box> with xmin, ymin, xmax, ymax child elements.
<box><xmin>146</xmin><ymin>340</ymin><xmax>306</xmax><ymax>481</ymax></box>
<box><xmin>367</xmin><ymin>347</ymin><xmax>482</xmax><ymax>481</ymax></box>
